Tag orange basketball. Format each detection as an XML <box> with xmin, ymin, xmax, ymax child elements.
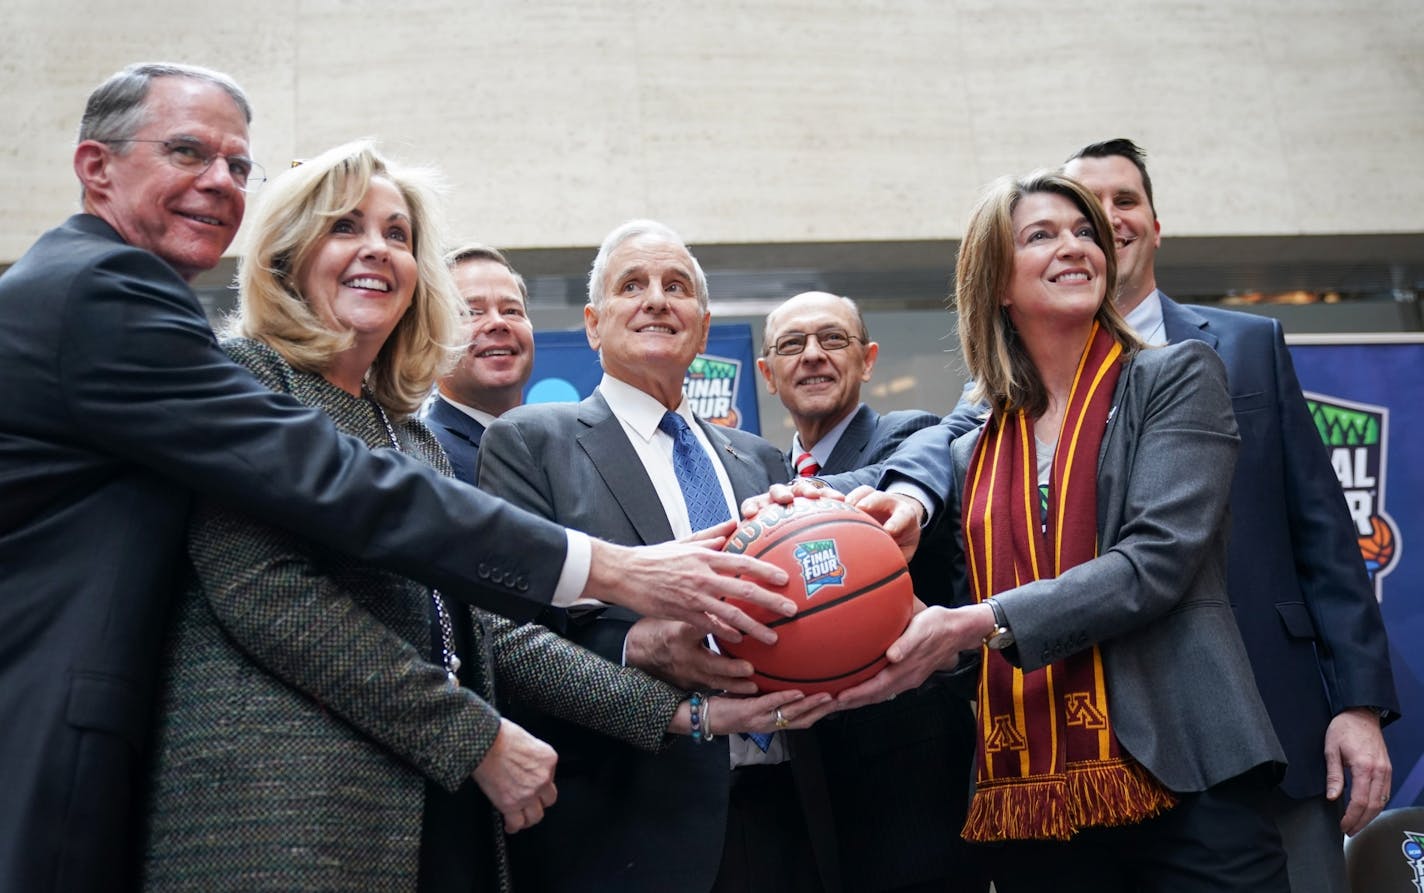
<box><xmin>719</xmin><ymin>497</ymin><xmax>914</xmax><ymax>695</ymax></box>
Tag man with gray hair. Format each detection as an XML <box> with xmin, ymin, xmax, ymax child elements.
<box><xmin>427</xmin><ymin>243</ymin><xmax>536</xmax><ymax>482</ymax></box>
<box><xmin>479</xmin><ymin>220</ymin><xmax>840</xmax><ymax>893</ymax></box>
<box><xmin>0</xmin><ymin>67</ymin><xmax>796</xmax><ymax>891</ymax></box>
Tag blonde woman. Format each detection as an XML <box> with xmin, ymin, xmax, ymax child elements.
<box><xmin>143</xmin><ymin>141</ymin><xmax>828</xmax><ymax>893</ymax></box>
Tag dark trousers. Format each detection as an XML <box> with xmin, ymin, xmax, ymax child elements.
<box><xmin>982</xmin><ymin>769</ymin><xmax>1290</xmax><ymax>893</ymax></box>
<box><xmin>713</xmin><ymin>763</ymin><xmax>824</xmax><ymax>893</ymax></box>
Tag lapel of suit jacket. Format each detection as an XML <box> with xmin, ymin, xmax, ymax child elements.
<box><xmin>1159</xmin><ymin>292</ymin><xmax>1219</xmax><ymax>352</ymax></box>
<box><xmin>695</xmin><ymin>416</ymin><xmax>767</xmax><ymax>503</ymax></box>
<box><xmin>577</xmin><ymin>391</ymin><xmax>676</xmax><ymax>545</ymax></box>
<box><xmin>821</xmin><ymin>403</ymin><xmax>876</xmax><ymax>474</ymax></box>
<box><xmin>427</xmin><ymin>397</ymin><xmax>485</xmax><ymax>447</ymax></box>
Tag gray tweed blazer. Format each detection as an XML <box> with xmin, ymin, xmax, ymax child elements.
<box><xmin>143</xmin><ymin>339</ymin><xmax>682</xmax><ymax>892</ymax></box>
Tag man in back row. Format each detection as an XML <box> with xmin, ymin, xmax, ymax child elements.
<box><xmin>0</xmin><ymin>62</ymin><xmax>794</xmax><ymax>892</ymax></box>
<box><xmin>758</xmin><ymin>291</ymin><xmax>985</xmax><ymax>893</ymax></box>
<box><xmin>869</xmin><ymin>138</ymin><xmax>1398</xmax><ymax>893</ymax></box>
<box><xmin>426</xmin><ymin>243</ymin><xmax>536</xmax><ymax>482</ymax></box>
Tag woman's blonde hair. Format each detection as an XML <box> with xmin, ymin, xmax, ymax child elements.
<box><xmin>955</xmin><ymin>169</ymin><xmax>1140</xmax><ymax>421</ymax></box>
<box><xmin>233</xmin><ymin>139</ymin><xmax>461</xmax><ymax>418</ymax></box>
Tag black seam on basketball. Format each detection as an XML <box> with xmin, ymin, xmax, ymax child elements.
<box><xmin>743</xmin><ymin>514</ymin><xmax>886</xmax><ymax>558</ymax></box>
<box><xmin>753</xmin><ymin>649</ymin><xmax>890</xmax><ymax>684</ymax></box>
<box><xmin>765</xmin><ymin>566</ymin><xmax>908</xmax><ymax>629</ymax></box>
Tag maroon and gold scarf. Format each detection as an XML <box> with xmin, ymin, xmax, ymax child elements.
<box><xmin>960</xmin><ymin>322</ymin><xmax>1175</xmax><ymax>842</ymax></box>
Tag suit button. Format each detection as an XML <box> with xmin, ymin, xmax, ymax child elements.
<box><xmin>477</xmin><ymin>563</ymin><xmax>490</xmax><ymax>579</ymax></box>
<box><xmin>516</xmin><ymin>577</ymin><xmax>529</xmax><ymax>591</ymax></box>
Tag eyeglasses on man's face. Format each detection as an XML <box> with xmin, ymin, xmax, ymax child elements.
<box><xmin>768</xmin><ymin>328</ymin><xmax>863</xmax><ymax>357</ymax></box>
<box><xmin>105</xmin><ymin>136</ymin><xmax>266</xmax><ymax>192</ymax></box>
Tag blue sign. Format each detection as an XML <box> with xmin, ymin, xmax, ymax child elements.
<box><xmin>1289</xmin><ymin>335</ymin><xmax>1424</xmax><ymax>808</ymax></box>
<box><xmin>523</xmin><ymin>323</ymin><xmax>762</xmax><ymax>435</ymax></box>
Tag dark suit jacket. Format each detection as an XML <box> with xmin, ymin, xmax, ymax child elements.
<box><xmin>0</xmin><ymin>215</ymin><xmax>568</xmax><ymax>892</ymax></box>
<box><xmin>949</xmin><ymin>341</ymin><xmax>1286</xmax><ymax>791</ymax></box>
<box><xmin>426</xmin><ymin>395</ymin><xmax>486</xmax><ymax>485</ymax></box>
<box><xmin>478</xmin><ymin>391</ymin><xmax>838</xmax><ymax>893</ymax></box>
<box><xmin>1159</xmin><ymin>296</ymin><xmax>1397</xmax><ymax>796</ymax></box>
<box><xmin>805</xmin><ymin>405</ymin><xmax>985</xmax><ymax>893</ymax></box>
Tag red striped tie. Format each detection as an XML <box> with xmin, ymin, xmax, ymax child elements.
<box><xmin>795</xmin><ymin>451</ymin><xmax>820</xmax><ymax>477</ymax></box>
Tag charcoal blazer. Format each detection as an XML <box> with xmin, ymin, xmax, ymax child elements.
<box><xmin>0</xmin><ymin>215</ymin><xmax>568</xmax><ymax>892</ymax></box>
<box><xmin>425</xmin><ymin>395</ymin><xmax>486</xmax><ymax>485</ymax></box>
<box><xmin>1159</xmin><ymin>296</ymin><xmax>1397</xmax><ymax>796</ymax></box>
<box><xmin>478</xmin><ymin>390</ymin><xmax>837</xmax><ymax>893</ymax></box>
<box><xmin>806</xmin><ymin>404</ymin><xmax>985</xmax><ymax>893</ymax></box>
<box><xmin>948</xmin><ymin>341</ymin><xmax>1285</xmax><ymax>792</ymax></box>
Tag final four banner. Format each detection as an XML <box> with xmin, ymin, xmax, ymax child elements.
<box><xmin>523</xmin><ymin>323</ymin><xmax>762</xmax><ymax>435</ymax></box>
<box><xmin>1288</xmin><ymin>334</ymin><xmax>1424</xmax><ymax>808</ymax></box>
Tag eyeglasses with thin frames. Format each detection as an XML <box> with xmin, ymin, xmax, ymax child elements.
<box><xmin>769</xmin><ymin>328</ymin><xmax>863</xmax><ymax>357</ymax></box>
<box><xmin>105</xmin><ymin>137</ymin><xmax>266</xmax><ymax>192</ymax></box>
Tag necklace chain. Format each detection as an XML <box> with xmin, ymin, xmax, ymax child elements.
<box><xmin>364</xmin><ymin>385</ymin><xmax>462</xmax><ymax>685</ymax></box>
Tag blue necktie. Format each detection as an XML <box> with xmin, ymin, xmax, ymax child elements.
<box><xmin>658</xmin><ymin>411</ymin><xmax>731</xmax><ymax>531</ymax></box>
<box><xmin>657</xmin><ymin>412</ymin><xmax>772</xmax><ymax>752</ymax></box>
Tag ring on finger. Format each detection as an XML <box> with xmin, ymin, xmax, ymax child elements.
<box><xmin>774</xmin><ymin>707</ymin><xmax>789</xmax><ymax>729</ymax></box>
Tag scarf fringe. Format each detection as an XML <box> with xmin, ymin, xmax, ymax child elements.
<box><xmin>961</xmin><ymin>760</ymin><xmax>1176</xmax><ymax>843</ymax></box>
<box><xmin>1067</xmin><ymin>759</ymin><xmax>1177</xmax><ymax>830</ymax></box>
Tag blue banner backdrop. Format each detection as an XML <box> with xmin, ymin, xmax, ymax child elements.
<box><xmin>1288</xmin><ymin>334</ymin><xmax>1424</xmax><ymax>808</ymax></box>
<box><xmin>522</xmin><ymin>323</ymin><xmax>762</xmax><ymax>436</ymax></box>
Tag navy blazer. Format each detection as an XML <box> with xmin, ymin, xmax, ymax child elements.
<box><xmin>0</xmin><ymin>215</ymin><xmax>569</xmax><ymax>891</ymax></box>
<box><xmin>1160</xmin><ymin>296</ymin><xmax>1397</xmax><ymax>796</ymax></box>
<box><xmin>478</xmin><ymin>391</ymin><xmax>839</xmax><ymax>893</ymax></box>
<box><xmin>426</xmin><ymin>395</ymin><xmax>486</xmax><ymax>485</ymax></box>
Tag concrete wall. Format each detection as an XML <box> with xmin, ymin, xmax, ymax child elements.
<box><xmin>4</xmin><ymin>0</ymin><xmax>1423</xmax><ymax>263</ymax></box>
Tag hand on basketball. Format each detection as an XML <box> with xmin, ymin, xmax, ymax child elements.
<box><xmin>834</xmin><ymin>605</ymin><xmax>976</xmax><ymax>709</ymax></box>
<box><xmin>585</xmin><ymin>539</ymin><xmax>795</xmax><ymax>646</ymax></box>
<box><xmin>709</xmin><ymin>689</ymin><xmax>838</xmax><ymax>735</ymax></box>
<box><xmin>472</xmin><ymin>718</ymin><xmax>559</xmax><ymax>834</ymax></box>
<box><xmin>740</xmin><ymin>480</ymin><xmax>844</xmax><ymax>519</ymax></box>
<box><xmin>625</xmin><ymin>618</ymin><xmax>758</xmax><ymax>694</ymax></box>
<box><xmin>844</xmin><ymin>487</ymin><xmax>924</xmax><ymax>561</ymax></box>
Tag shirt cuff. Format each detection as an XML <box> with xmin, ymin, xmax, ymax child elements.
<box><xmin>551</xmin><ymin>529</ymin><xmax>592</xmax><ymax>607</ymax></box>
<box><xmin>886</xmin><ymin>481</ymin><xmax>935</xmax><ymax>527</ymax></box>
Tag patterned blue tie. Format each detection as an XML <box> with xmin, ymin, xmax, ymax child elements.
<box><xmin>658</xmin><ymin>411</ymin><xmax>731</xmax><ymax>531</ymax></box>
<box><xmin>657</xmin><ymin>411</ymin><xmax>772</xmax><ymax>752</ymax></box>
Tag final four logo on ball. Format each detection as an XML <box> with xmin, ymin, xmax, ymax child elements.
<box><xmin>793</xmin><ymin>539</ymin><xmax>846</xmax><ymax>597</ymax></box>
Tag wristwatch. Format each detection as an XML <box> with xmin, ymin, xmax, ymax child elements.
<box><xmin>983</xmin><ymin>597</ymin><xmax>1015</xmax><ymax>651</ymax></box>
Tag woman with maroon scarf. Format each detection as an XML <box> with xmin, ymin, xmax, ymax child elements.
<box><xmin>841</xmin><ymin>171</ymin><xmax>1289</xmax><ymax>891</ymax></box>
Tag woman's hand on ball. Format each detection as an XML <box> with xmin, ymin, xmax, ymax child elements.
<box><xmin>833</xmin><ymin>606</ymin><xmax>968</xmax><ymax>709</ymax></box>
<box><xmin>711</xmin><ymin>689</ymin><xmax>838</xmax><ymax>735</ymax></box>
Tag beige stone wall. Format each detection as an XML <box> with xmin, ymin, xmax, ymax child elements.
<box><xmin>4</xmin><ymin>0</ymin><xmax>1422</xmax><ymax>263</ymax></box>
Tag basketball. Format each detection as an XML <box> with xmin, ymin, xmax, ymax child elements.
<box><xmin>718</xmin><ymin>497</ymin><xmax>914</xmax><ymax>695</ymax></box>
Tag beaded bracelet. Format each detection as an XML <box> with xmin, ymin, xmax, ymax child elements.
<box><xmin>689</xmin><ymin>692</ymin><xmax>705</xmax><ymax>743</ymax></box>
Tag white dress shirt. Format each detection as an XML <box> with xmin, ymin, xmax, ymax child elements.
<box><xmin>599</xmin><ymin>373</ymin><xmax>789</xmax><ymax>765</ymax></box>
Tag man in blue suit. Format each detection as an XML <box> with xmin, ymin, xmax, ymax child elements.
<box><xmin>427</xmin><ymin>243</ymin><xmax>535</xmax><ymax>482</ymax></box>
<box><xmin>877</xmin><ymin>139</ymin><xmax>1398</xmax><ymax>893</ymax></box>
